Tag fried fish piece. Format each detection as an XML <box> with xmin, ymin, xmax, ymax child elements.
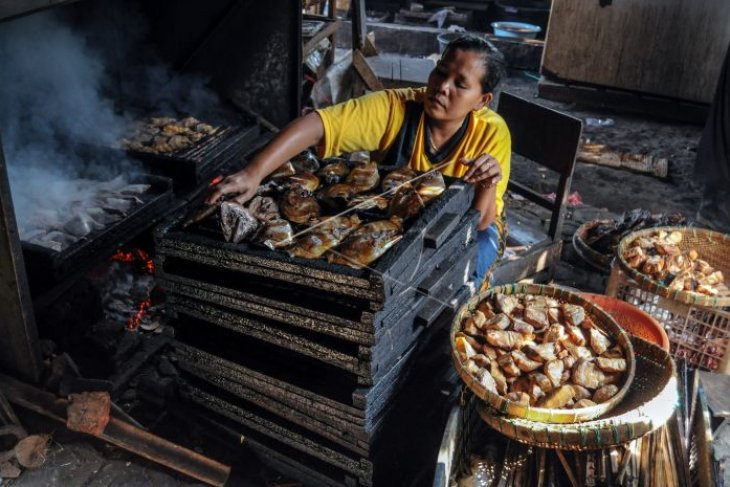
<box><xmin>490</xmin><ymin>361</ymin><xmax>508</xmax><ymax>395</ymax></box>
<box><xmin>495</xmin><ymin>293</ymin><xmax>520</xmax><ymax>315</ymax></box>
<box><xmin>486</xmin><ymin>330</ymin><xmax>526</xmax><ymax>350</ymax></box>
<box><xmin>596</xmin><ymin>357</ymin><xmax>627</xmax><ymax>373</ymax></box>
<box><xmin>381</xmin><ymin>166</ymin><xmax>416</xmax><ymax>193</ymax></box>
<box><xmin>523</xmin><ymin>342</ymin><xmax>556</xmax><ymax>362</ymax></box>
<box><xmin>589</xmin><ymin>328</ymin><xmax>612</xmax><ymax>355</ymax></box>
<box><xmin>497</xmin><ymin>354</ymin><xmax>522</xmax><ymax>377</ymax></box>
<box><xmin>220</xmin><ymin>202</ymin><xmax>259</xmax><ymax>244</ymax></box>
<box><xmin>318</xmin><ymin>160</ymin><xmax>350</xmax><ymax>185</ymax></box>
<box><xmin>544</xmin><ymin>359</ymin><xmax>565</xmax><ymax>388</ymax></box>
<box><xmin>530</xmin><ymin>372</ymin><xmax>554</xmax><ymax>394</ymax></box>
<box><xmin>561</xmin><ymin>304</ymin><xmax>586</xmax><ymax>327</ymax></box>
<box><xmin>524</xmin><ymin>306</ymin><xmax>550</xmax><ymax>329</ymax></box>
<box><xmin>543</xmin><ymin>324</ymin><xmax>566</xmax><ymax>344</ymax></box>
<box><xmin>512</xmin><ymin>350</ymin><xmax>543</xmax><ymax>372</ymax></box>
<box><xmin>346</xmin><ymin>161</ymin><xmax>380</xmax><ymax>193</ymax></box>
<box><xmin>570</xmin><ymin>384</ymin><xmax>592</xmax><ymax>400</ymax></box>
<box><xmin>485</xmin><ymin>313</ymin><xmax>511</xmax><ymax>331</ymax></box>
<box><xmin>506</xmin><ymin>391</ymin><xmax>530</xmax><ymax>406</ymax></box>
<box><xmin>538</xmin><ymin>385</ymin><xmax>575</xmax><ymax>409</ymax></box>
<box><xmin>572</xmin><ymin>359</ymin><xmax>606</xmax><ymax>390</ymax></box>
<box><xmin>286</xmin><ymin>215</ymin><xmax>361</xmax><ymax>259</ymax></box>
<box><xmin>575</xmin><ymin>399</ymin><xmax>597</xmax><ymax>408</ymax></box>
<box><xmin>593</xmin><ymin>384</ymin><xmax>619</xmax><ymax>403</ymax></box>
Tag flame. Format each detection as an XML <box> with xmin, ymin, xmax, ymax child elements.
<box><xmin>209</xmin><ymin>175</ymin><xmax>224</xmax><ymax>187</ymax></box>
<box><xmin>111</xmin><ymin>248</ymin><xmax>154</xmax><ymax>274</ymax></box>
<box><xmin>128</xmin><ymin>298</ymin><xmax>152</xmax><ymax>331</ymax></box>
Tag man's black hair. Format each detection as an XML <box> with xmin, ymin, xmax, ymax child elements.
<box><xmin>442</xmin><ymin>35</ymin><xmax>507</xmax><ymax>93</ymax></box>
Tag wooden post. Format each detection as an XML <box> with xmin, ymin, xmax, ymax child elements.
<box><xmin>0</xmin><ymin>137</ymin><xmax>42</xmax><ymax>382</ymax></box>
<box><xmin>351</xmin><ymin>0</ymin><xmax>367</xmax><ymax>51</ymax></box>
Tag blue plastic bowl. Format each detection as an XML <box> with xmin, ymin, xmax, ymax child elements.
<box><xmin>491</xmin><ymin>21</ymin><xmax>542</xmax><ymax>39</ymax></box>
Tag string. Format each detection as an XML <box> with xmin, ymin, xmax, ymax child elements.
<box><xmin>286</xmin><ymin>158</ymin><xmax>458</xmax><ymax>242</ymax></box>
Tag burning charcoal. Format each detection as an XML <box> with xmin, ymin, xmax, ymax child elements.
<box><xmin>220</xmin><ymin>202</ymin><xmax>259</xmax><ymax>244</ymax></box>
<box><xmin>247</xmin><ymin>196</ymin><xmax>280</xmax><ymax>222</ymax></box>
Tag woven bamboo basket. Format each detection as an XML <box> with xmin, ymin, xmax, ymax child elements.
<box><xmin>615</xmin><ymin>226</ymin><xmax>730</xmax><ymax>308</ymax></box>
<box><xmin>572</xmin><ymin>220</ymin><xmax>614</xmax><ymax>273</ymax></box>
<box><xmin>476</xmin><ymin>336</ymin><xmax>677</xmax><ymax>450</ymax></box>
<box><xmin>451</xmin><ymin>283</ymin><xmax>636</xmax><ymax>424</ymax></box>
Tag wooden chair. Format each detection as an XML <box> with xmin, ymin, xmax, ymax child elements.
<box><xmin>491</xmin><ymin>91</ymin><xmax>583</xmax><ymax>284</ymax></box>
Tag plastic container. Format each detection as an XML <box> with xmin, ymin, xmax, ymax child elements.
<box><xmin>606</xmin><ymin>265</ymin><xmax>730</xmax><ymax>373</ymax></box>
<box><xmin>582</xmin><ymin>293</ymin><xmax>670</xmax><ymax>351</ymax></box>
<box><xmin>495</xmin><ymin>0</ymin><xmax>550</xmax><ymax>32</ymax></box>
<box><xmin>491</xmin><ymin>21</ymin><xmax>542</xmax><ymax>39</ymax></box>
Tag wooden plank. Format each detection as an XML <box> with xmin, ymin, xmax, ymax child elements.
<box><xmin>0</xmin><ymin>138</ymin><xmax>42</xmax><ymax>381</ymax></box>
<box><xmin>538</xmin><ymin>78</ymin><xmax>709</xmax><ymax>124</ymax></box>
<box><xmin>302</xmin><ymin>19</ymin><xmax>342</xmax><ymax>57</ymax></box>
<box><xmin>0</xmin><ymin>0</ymin><xmax>81</xmax><ymax>21</ymax></box>
<box><xmin>543</xmin><ymin>0</ymin><xmax>730</xmax><ymax>103</ymax></box>
<box><xmin>352</xmin><ymin>49</ymin><xmax>384</xmax><ymax>91</ymax></box>
<box><xmin>351</xmin><ymin>0</ymin><xmax>367</xmax><ymax>51</ymax></box>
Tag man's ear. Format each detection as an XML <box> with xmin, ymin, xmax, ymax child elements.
<box><xmin>476</xmin><ymin>92</ymin><xmax>494</xmax><ymax>110</ymax></box>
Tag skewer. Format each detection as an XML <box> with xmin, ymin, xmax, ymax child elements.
<box><xmin>537</xmin><ymin>449</ymin><xmax>546</xmax><ymax>487</ymax></box>
<box><xmin>556</xmin><ymin>450</ymin><xmax>579</xmax><ymax>487</ymax></box>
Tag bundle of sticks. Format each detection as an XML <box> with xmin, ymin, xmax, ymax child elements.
<box><xmin>458</xmin><ymin>363</ymin><xmax>712</xmax><ymax>486</ymax></box>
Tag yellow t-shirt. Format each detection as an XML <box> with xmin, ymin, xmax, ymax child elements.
<box><xmin>316</xmin><ymin>87</ymin><xmax>511</xmax><ymax>216</ymax></box>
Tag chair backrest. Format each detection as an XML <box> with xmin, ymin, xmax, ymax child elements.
<box><xmin>497</xmin><ymin>91</ymin><xmax>583</xmax><ymax>241</ymax></box>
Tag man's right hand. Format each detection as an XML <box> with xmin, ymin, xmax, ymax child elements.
<box><xmin>205</xmin><ymin>168</ymin><xmax>261</xmax><ymax>205</ymax></box>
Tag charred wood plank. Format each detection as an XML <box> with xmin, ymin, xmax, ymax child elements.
<box><xmin>0</xmin><ymin>373</ymin><xmax>231</xmax><ymax>486</ymax></box>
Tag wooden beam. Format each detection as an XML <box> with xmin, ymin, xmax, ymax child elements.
<box><xmin>352</xmin><ymin>49</ymin><xmax>384</xmax><ymax>91</ymax></box>
<box><xmin>0</xmin><ymin>137</ymin><xmax>42</xmax><ymax>382</ymax></box>
<box><xmin>302</xmin><ymin>20</ymin><xmax>342</xmax><ymax>58</ymax></box>
<box><xmin>351</xmin><ymin>0</ymin><xmax>367</xmax><ymax>51</ymax></box>
<box><xmin>0</xmin><ymin>0</ymin><xmax>81</xmax><ymax>22</ymax></box>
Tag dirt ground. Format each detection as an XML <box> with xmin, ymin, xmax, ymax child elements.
<box><xmin>499</xmin><ymin>74</ymin><xmax>705</xmax><ymax>218</ymax></box>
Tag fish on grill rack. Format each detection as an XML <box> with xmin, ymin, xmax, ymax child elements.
<box><xmin>119</xmin><ymin>116</ymin><xmax>217</xmax><ymax>154</ymax></box>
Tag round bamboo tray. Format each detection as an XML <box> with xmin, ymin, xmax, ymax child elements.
<box><xmin>581</xmin><ymin>293</ymin><xmax>670</xmax><ymax>351</ymax></box>
<box><xmin>615</xmin><ymin>226</ymin><xmax>730</xmax><ymax>308</ymax></box>
<box><xmin>451</xmin><ymin>283</ymin><xmax>636</xmax><ymax>424</ymax></box>
<box><xmin>572</xmin><ymin>220</ymin><xmax>614</xmax><ymax>273</ymax></box>
<box><xmin>476</xmin><ymin>336</ymin><xmax>677</xmax><ymax>450</ymax></box>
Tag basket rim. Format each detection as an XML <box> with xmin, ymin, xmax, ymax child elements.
<box><xmin>475</xmin><ymin>336</ymin><xmax>677</xmax><ymax>450</ymax></box>
<box><xmin>451</xmin><ymin>283</ymin><xmax>636</xmax><ymax>424</ymax></box>
<box><xmin>615</xmin><ymin>226</ymin><xmax>730</xmax><ymax>308</ymax></box>
<box><xmin>572</xmin><ymin>220</ymin><xmax>614</xmax><ymax>273</ymax></box>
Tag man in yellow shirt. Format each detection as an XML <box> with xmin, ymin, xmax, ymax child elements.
<box><xmin>208</xmin><ymin>35</ymin><xmax>510</xmax><ymax>289</ymax></box>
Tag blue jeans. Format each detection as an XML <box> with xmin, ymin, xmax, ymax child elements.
<box><xmin>472</xmin><ymin>222</ymin><xmax>500</xmax><ymax>291</ymax></box>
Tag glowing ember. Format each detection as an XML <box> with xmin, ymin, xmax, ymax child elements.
<box><xmin>209</xmin><ymin>175</ymin><xmax>224</xmax><ymax>187</ymax></box>
<box><xmin>111</xmin><ymin>248</ymin><xmax>154</xmax><ymax>274</ymax></box>
<box><xmin>128</xmin><ymin>297</ymin><xmax>152</xmax><ymax>331</ymax></box>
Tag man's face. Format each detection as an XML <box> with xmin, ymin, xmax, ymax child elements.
<box><xmin>424</xmin><ymin>48</ymin><xmax>490</xmax><ymax>123</ymax></box>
